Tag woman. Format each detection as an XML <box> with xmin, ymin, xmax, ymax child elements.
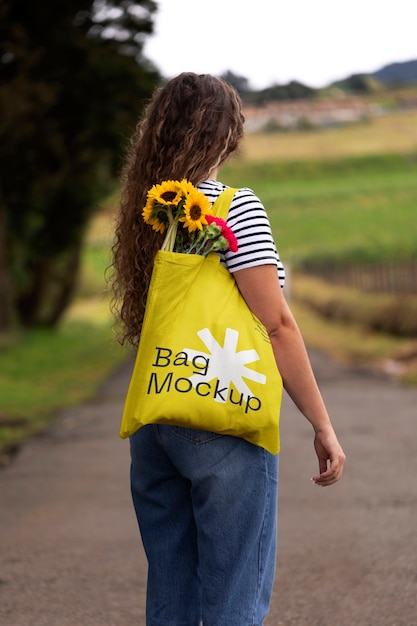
<box><xmin>111</xmin><ymin>72</ymin><xmax>346</xmax><ymax>626</ymax></box>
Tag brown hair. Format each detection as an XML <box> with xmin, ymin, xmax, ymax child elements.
<box><xmin>110</xmin><ymin>72</ymin><xmax>245</xmax><ymax>346</ymax></box>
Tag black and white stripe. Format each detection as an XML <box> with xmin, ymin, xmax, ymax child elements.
<box><xmin>198</xmin><ymin>179</ymin><xmax>286</xmax><ymax>287</ymax></box>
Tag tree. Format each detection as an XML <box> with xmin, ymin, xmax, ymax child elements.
<box><xmin>221</xmin><ymin>70</ymin><xmax>251</xmax><ymax>96</ymax></box>
<box><xmin>0</xmin><ymin>0</ymin><xmax>161</xmax><ymax>330</ymax></box>
<box><xmin>331</xmin><ymin>74</ymin><xmax>382</xmax><ymax>94</ymax></box>
<box><xmin>246</xmin><ymin>80</ymin><xmax>315</xmax><ymax>105</ymax></box>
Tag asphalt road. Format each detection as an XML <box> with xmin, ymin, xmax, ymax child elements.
<box><xmin>1</xmin><ymin>351</ymin><xmax>416</xmax><ymax>626</ymax></box>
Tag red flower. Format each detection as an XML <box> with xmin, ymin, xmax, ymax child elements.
<box><xmin>206</xmin><ymin>215</ymin><xmax>238</xmax><ymax>252</ymax></box>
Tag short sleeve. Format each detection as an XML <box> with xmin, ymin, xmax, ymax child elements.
<box><xmin>221</xmin><ymin>187</ymin><xmax>286</xmax><ymax>288</ymax></box>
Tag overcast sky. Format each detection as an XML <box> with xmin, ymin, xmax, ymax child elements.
<box><xmin>144</xmin><ymin>0</ymin><xmax>417</xmax><ymax>89</ymax></box>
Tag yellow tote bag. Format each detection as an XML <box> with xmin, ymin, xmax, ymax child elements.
<box><xmin>120</xmin><ymin>188</ymin><xmax>283</xmax><ymax>454</ymax></box>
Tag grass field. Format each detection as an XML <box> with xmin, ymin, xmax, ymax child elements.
<box><xmin>223</xmin><ymin>152</ymin><xmax>417</xmax><ymax>267</ymax></box>
<box><xmin>0</xmin><ymin>319</ymin><xmax>125</xmax><ymax>450</ymax></box>
<box><xmin>239</xmin><ymin>109</ymin><xmax>417</xmax><ymax>162</ymax></box>
<box><xmin>1</xmin><ymin>108</ymin><xmax>417</xmax><ymax>459</ymax></box>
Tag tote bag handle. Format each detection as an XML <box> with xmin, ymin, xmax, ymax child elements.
<box><xmin>211</xmin><ymin>187</ymin><xmax>237</xmax><ymax>220</ymax></box>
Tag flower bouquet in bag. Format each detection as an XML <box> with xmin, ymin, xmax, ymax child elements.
<box><xmin>142</xmin><ymin>179</ymin><xmax>238</xmax><ymax>254</ymax></box>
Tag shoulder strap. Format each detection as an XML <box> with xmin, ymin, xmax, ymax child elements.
<box><xmin>211</xmin><ymin>187</ymin><xmax>237</xmax><ymax>220</ymax></box>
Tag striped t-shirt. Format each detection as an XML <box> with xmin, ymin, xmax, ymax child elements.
<box><xmin>197</xmin><ymin>178</ymin><xmax>286</xmax><ymax>288</ymax></box>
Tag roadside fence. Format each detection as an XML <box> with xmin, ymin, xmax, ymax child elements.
<box><xmin>301</xmin><ymin>261</ymin><xmax>417</xmax><ymax>295</ymax></box>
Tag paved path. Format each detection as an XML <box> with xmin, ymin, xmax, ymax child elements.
<box><xmin>1</xmin><ymin>352</ymin><xmax>416</xmax><ymax>625</ymax></box>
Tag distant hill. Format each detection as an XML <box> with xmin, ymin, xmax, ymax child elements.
<box><xmin>328</xmin><ymin>59</ymin><xmax>417</xmax><ymax>94</ymax></box>
<box><xmin>230</xmin><ymin>59</ymin><xmax>417</xmax><ymax>103</ymax></box>
<box><xmin>371</xmin><ymin>59</ymin><xmax>417</xmax><ymax>85</ymax></box>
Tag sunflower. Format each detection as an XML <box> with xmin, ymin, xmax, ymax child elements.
<box><xmin>148</xmin><ymin>180</ymin><xmax>184</xmax><ymax>206</ymax></box>
<box><xmin>178</xmin><ymin>179</ymin><xmax>196</xmax><ymax>196</ymax></box>
<box><xmin>150</xmin><ymin>216</ymin><xmax>167</xmax><ymax>233</ymax></box>
<box><xmin>142</xmin><ymin>199</ymin><xmax>167</xmax><ymax>233</ymax></box>
<box><xmin>142</xmin><ymin>200</ymin><xmax>155</xmax><ymax>224</ymax></box>
<box><xmin>179</xmin><ymin>190</ymin><xmax>212</xmax><ymax>232</ymax></box>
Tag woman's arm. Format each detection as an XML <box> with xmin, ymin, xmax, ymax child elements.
<box><xmin>233</xmin><ymin>264</ymin><xmax>346</xmax><ymax>486</ymax></box>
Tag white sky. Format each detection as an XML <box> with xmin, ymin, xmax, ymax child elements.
<box><xmin>144</xmin><ymin>0</ymin><xmax>417</xmax><ymax>89</ymax></box>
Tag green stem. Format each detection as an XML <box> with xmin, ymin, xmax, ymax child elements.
<box><xmin>161</xmin><ymin>220</ymin><xmax>178</xmax><ymax>251</ymax></box>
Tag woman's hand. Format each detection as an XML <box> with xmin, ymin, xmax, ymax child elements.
<box><xmin>311</xmin><ymin>427</ymin><xmax>346</xmax><ymax>486</ymax></box>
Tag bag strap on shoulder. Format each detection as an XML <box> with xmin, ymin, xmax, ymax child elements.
<box><xmin>211</xmin><ymin>187</ymin><xmax>237</xmax><ymax>220</ymax></box>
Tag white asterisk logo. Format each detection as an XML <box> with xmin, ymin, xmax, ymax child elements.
<box><xmin>184</xmin><ymin>327</ymin><xmax>266</xmax><ymax>403</ymax></box>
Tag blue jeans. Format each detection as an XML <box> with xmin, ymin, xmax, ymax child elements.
<box><xmin>129</xmin><ymin>424</ymin><xmax>279</xmax><ymax>626</ymax></box>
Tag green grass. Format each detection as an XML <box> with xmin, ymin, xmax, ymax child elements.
<box><xmin>222</xmin><ymin>152</ymin><xmax>417</xmax><ymax>267</ymax></box>
<box><xmin>0</xmin><ymin>320</ymin><xmax>125</xmax><ymax>445</ymax></box>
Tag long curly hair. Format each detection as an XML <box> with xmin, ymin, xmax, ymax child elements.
<box><xmin>110</xmin><ymin>72</ymin><xmax>245</xmax><ymax>346</ymax></box>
